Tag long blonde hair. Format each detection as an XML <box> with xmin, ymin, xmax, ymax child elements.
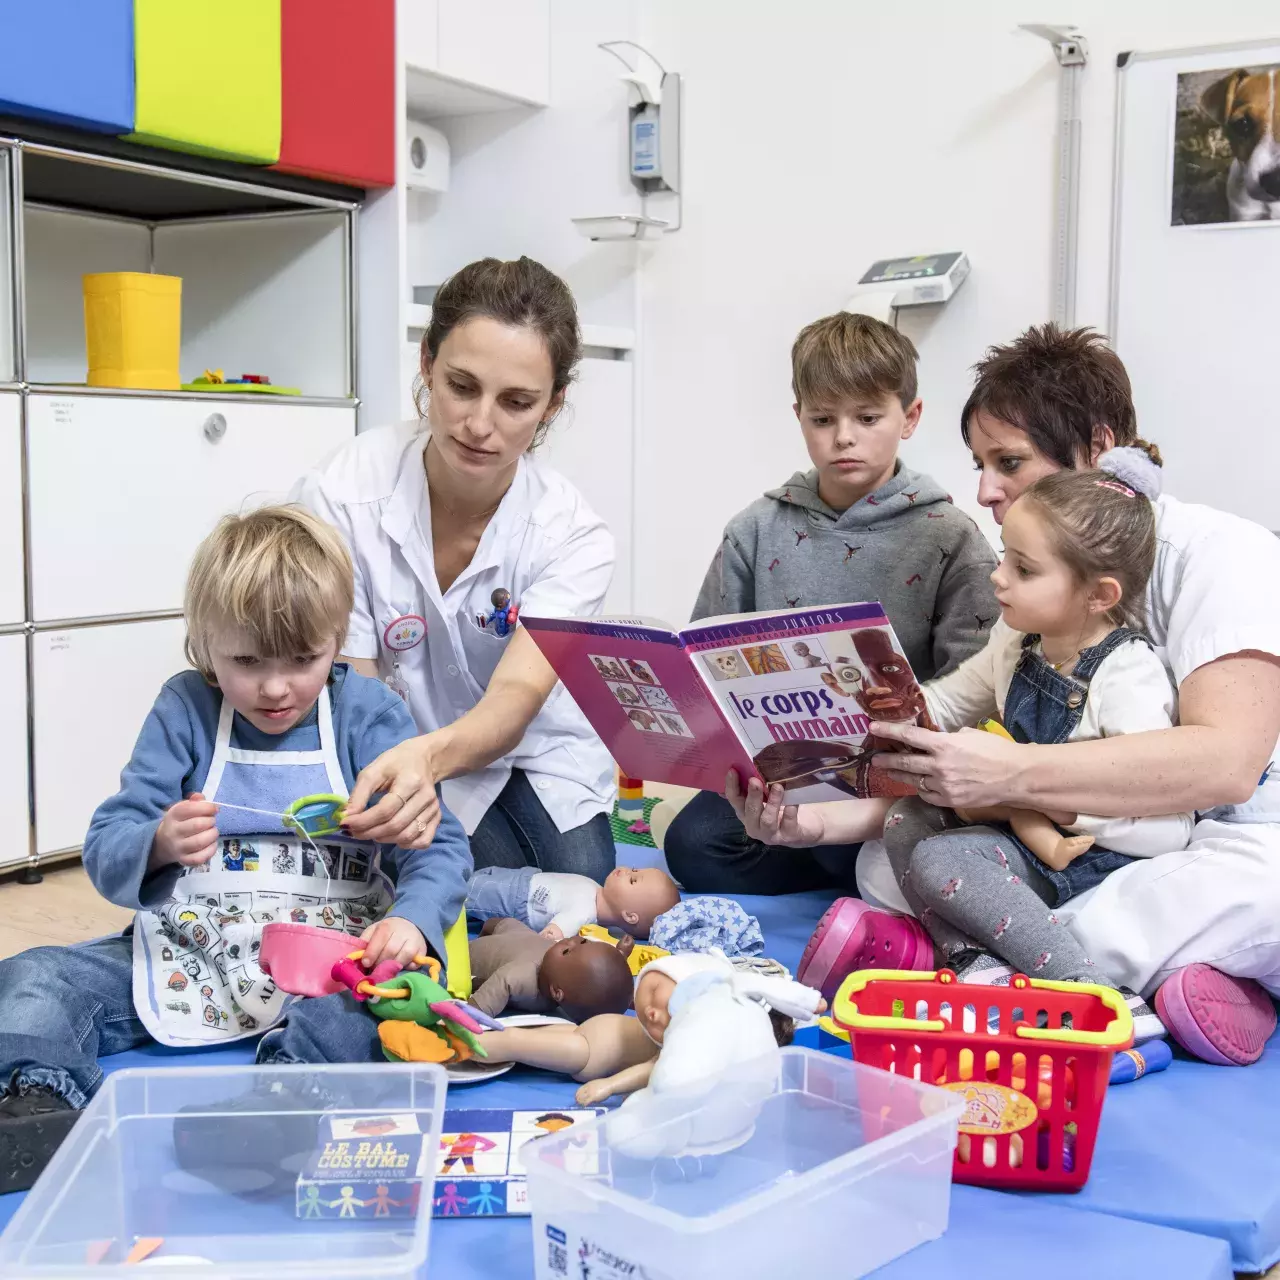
<box><xmin>184</xmin><ymin>505</ymin><xmax>353</xmax><ymax>681</ymax></box>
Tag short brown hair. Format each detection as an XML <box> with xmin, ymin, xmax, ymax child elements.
<box><xmin>791</xmin><ymin>312</ymin><xmax>919</xmax><ymax>409</ymax></box>
<box><xmin>419</xmin><ymin>256</ymin><xmax>581</xmax><ymax>448</ymax></box>
<box><xmin>1018</xmin><ymin>448</ymin><xmax>1161</xmax><ymax>630</ymax></box>
<box><xmin>962</xmin><ymin>325</ymin><xmax>1137</xmax><ymax>468</ymax></box>
<box><xmin>185</xmin><ymin>505</ymin><xmax>354</xmax><ymax>681</ymax></box>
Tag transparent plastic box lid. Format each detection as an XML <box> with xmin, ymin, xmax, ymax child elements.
<box><xmin>0</xmin><ymin>1063</ymin><xmax>446</xmax><ymax>1279</ymax></box>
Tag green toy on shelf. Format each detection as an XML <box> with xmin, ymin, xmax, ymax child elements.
<box><xmin>184</xmin><ymin>369</ymin><xmax>301</xmax><ymax>395</ymax></box>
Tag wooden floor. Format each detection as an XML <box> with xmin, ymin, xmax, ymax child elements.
<box><xmin>0</xmin><ymin>861</ymin><xmax>131</xmax><ymax>960</ymax></box>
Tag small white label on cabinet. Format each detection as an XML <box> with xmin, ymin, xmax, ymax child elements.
<box><xmin>47</xmin><ymin>633</ymin><xmax>70</xmax><ymax>652</ymax></box>
<box><xmin>49</xmin><ymin>401</ymin><xmax>74</xmax><ymax>425</ymax></box>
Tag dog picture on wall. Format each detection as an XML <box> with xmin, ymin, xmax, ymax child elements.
<box><xmin>1172</xmin><ymin>64</ymin><xmax>1280</xmax><ymax>226</ymax></box>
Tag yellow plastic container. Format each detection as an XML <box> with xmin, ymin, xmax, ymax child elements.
<box><xmin>83</xmin><ymin>272</ymin><xmax>182</xmax><ymax>390</ymax></box>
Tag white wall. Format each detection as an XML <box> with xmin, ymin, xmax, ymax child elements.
<box><xmin>412</xmin><ymin>0</ymin><xmax>641</xmax><ymax>332</ymax></box>
<box><xmin>410</xmin><ymin>0</ymin><xmax>642</xmax><ymax>610</ymax></box>
<box><xmin>634</xmin><ymin>0</ymin><xmax>1280</xmax><ymax>624</ymax></box>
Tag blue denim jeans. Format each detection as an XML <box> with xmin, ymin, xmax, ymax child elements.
<box><xmin>469</xmin><ymin>768</ymin><xmax>616</xmax><ymax>881</ymax></box>
<box><xmin>464</xmin><ymin>865</ymin><xmax>537</xmax><ymax>926</ymax></box>
<box><xmin>0</xmin><ymin>931</ymin><xmax>385</xmax><ymax>1107</ymax></box>
<box><xmin>662</xmin><ymin>790</ymin><xmax>862</xmax><ymax>896</ymax></box>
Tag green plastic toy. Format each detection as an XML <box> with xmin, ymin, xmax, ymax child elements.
<box><xmin>370</xmin><ymin>970</ymin><xmax>490</xmax><ymax>1065</ymax></box>
<box><xmin>283</xmin><ymin>794</ymin><xmax>347</xmax><ymax>838</ymax></box>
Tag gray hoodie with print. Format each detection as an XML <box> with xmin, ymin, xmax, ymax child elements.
<box><xmin>692</xmin><ymin>463</ymin><xmax>999</xmax><ymax>681</ymax></box>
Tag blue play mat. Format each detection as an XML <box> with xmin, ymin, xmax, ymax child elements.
<box><xmin>0</xmin><ymin>873</ymin><xmax>1267</xmax><ymax>1278</ymax></box>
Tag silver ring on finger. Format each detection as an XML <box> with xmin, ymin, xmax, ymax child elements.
<box><xmin>388</xmin><ymin>792</ymin><xmax>408</xmax><ymax>809</ymax></box>
<box><xmin>416</xmin><ymin>815</ymin><xmax>428</xmax><ymax>835</ymax></box>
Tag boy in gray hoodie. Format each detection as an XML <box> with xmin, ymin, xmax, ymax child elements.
<box><xmin>666</xmin><ymin>312</ymin><xmax>998</xmax><ymax>895</ymax></box>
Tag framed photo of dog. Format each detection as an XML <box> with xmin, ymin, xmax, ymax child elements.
<box><xmin>1172</xmin><ymin>63</ymin><xmax>1280</xmax><ymax>226</ymax></box>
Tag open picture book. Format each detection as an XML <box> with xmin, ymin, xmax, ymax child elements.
<box><xmin>523</xmin><ymin>603</ymin><xmax>933</xmax><ymax>801</ymax></box>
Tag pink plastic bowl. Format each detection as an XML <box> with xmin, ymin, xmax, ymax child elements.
<box><xmin>258</xmin><ymin>923</ymin><xmax>356</xmax><ymax>997</ymax></box>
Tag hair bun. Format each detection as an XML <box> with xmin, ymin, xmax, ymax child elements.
<box><xmin>1098</xmin><ymin>446</ymin><xmax>1163</xmax><ymax>500</ymax></box>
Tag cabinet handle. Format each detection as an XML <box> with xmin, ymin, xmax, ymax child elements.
<box><xmin>202</xmin><ymin>412</ymin><xmax>227</xmax><ymax>443</ymax></box>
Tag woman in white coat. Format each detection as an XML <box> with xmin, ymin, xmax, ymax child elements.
<box><xmin>729</xmin><ymin>325</ymin><xmax>1280</xmax><ymax>1063</ymax></box>
<box><xmin>292</xmin><ymin>257</ymin><xmax>617</xmax><ymax>879</ymax></box>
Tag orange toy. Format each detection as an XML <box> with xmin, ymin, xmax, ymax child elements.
<box><xmin>834</xmin><ymin>968</ymin><xmax>1133</xmax><ymax>1192</ymax></box>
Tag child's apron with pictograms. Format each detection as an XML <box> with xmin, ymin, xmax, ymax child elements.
<box><xmin>131</xmin><ymin>686</ymin><xmax>392</xmax><ymax>1046</ymax></box>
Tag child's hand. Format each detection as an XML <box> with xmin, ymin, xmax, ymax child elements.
<box><xmin>360</xmin><ymin>916</ymin><xmax>428</xmax><ymax>971</ymax></box>
<box><xmin>540</xmin><ymin>924</ymin><xmax>564</xmax><ymax>942</ymax></box>
<box><xmin>151</xmin><ymin>793</ymin><xmax>219</xmax><ymax>870</ymax></box>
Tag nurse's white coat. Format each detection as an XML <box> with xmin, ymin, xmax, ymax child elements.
<box><xmin>293</xmin><ymin>422</ymin><xmax>616</xmax><ymax>835</ymax></box>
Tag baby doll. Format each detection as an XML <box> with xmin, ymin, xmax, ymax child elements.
<box><xmin>475</xmin><ymin>952</ymin><xmax>823</xmax><ymax>1125</ymax></box>
<box><xmin>950</xmin><ymin>718</ymin><xmax>1094</xmax><ymax>870</ymax></box>
<box><xmin>466</xmin><ymin>864</ymin><xmax>681</xmax><ymax>941</ymax></box>
<box><xmin>467</xmin><ymin>920</ymin><xmax>635</xmax><ymax>1020</ymax></box>
<box><xmin>600</xmin><ymin>954</ymin><xmax>825</xmax><ymax>1159</ymax></box>
<box><xmin>381</xmin><ymin>926</ymin><xmax>635</xmax><ymax>1063</ymax></box>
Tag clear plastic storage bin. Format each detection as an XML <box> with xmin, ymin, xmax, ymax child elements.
<box><xmin>0</xmin><ymin>1063</ymin><xmax>445</xmax><ymax>1279</ymax></box>
<box><xmin>522</xmin><ymin>1047</ymin><xmax>963</xmax><ymax>1280</ymax></box>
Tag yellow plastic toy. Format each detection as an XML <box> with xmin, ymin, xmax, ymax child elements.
<box><xmin>578</xmin><ymin>924</ymin><xmax>669</xmax><ymax>975</ymax></box>
<box><xmin>442</xmin><ymin>908</ymin><xmax>473</xmax><ymax>1000</ymax></box>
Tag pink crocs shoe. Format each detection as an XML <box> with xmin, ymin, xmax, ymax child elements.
<box><xmin>797</xmin><ymin>897</ymin><xmax>933</xmax><ymax>1004</ymax></box>
<box><xmin>1155</xmin><ymin>963</ymin><xmax>1277</xmax><ymax>1066</ymax></box>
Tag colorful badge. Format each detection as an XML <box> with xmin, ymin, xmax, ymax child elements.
<box><xmin>384</xmin><ymin>614</ymin><xmax>427</xmax><ymax>652</ymax></box>
<box><xmin>941</xmin><ymin>1081</ymin><xmax>1038</xmax><ymax>1136</ymax></box>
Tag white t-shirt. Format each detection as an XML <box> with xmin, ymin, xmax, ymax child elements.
<box><xmin>1146</xmin><ymin>494</ymin><xmax>1280</xmax><ymax>823</ymax></box>
<box><xmin>525</xmin><ymin>871</ymin><xmax>601</xmax><ymax>935</ymax></box>
<box><xmin>925</xmin><ymin>627</ymin><xmax>1193</xmax><ymax>856</ymax></box>
<box><xmin>292</xmin><ymin>423</ymin><xmax>617</xmax><ymax>834</ymax></box>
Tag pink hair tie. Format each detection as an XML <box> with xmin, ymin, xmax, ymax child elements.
<box><xmin>1095</xmin><ymin>479</ymin><xmax>1136</xmax><ymax>497</ymax></box>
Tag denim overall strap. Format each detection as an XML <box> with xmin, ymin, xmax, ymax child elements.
<box><xmin>1070</xmin><ymin>626</ymin><xmax>1150</xmax><ymax>681</ymax></box>
<box><xmin>1003</xmin><ymin>627</ymin><xmax>1148</xmax><ymax>747</ymax></box>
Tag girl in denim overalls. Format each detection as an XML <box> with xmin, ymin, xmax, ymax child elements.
<box><xmin>879</xmin><ymin>447</ymin><xmax>1192</xmax><ymax>1032</ymax></box>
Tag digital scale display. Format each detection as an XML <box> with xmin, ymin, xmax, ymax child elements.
<box><xmin>859</xmin><ymin>251</ymin><xmax>964</xmax><ymax>286</ymax></box>
<box><xmin>880</xmin><ymin>257</ymin><xmax>939</xmax><ymax>279</ymax></box>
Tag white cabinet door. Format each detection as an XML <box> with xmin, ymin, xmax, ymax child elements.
<box><xmin>0</xmin><ymin>393</ymin><xmax>25</xmax><ymax>625</ymax></box>
<box><xmin>437</xmin><ymin>0</ymin><xmax>549</xmax><ymax>103</ymax></box>
<box><xmin>33</xmin><ymin>618</ymin><xmax>188</xmax><ymax>856</ymax></box>
<box><xmin>540</xmin><ymin>356</ymin><xmax>633</xmax><ymax>614</ymax></box>
<box><xmin>27</xmin><ymin>395</ymin><xmax>355</xmax><ymax>622</ymax></box>
<box><xmin>0</xmin><ymin>632</ymin><xmax>31</xmax><ymax>870</ymax></box>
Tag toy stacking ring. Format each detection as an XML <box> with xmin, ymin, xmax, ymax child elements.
<box><xmin>283</xmin><ymin>794</ymin><xmax>348</xmax><ymax>838</ymax></box>
<box><xmin>341</xmin><ymin>949</ymin><xmax>441</xmax><ymax>1000</ymax></box>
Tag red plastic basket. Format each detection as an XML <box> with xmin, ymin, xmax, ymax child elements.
<box><xmin>833</xmin><ymin>968</ymin><xmax>1134</xmax><ymax>1192</ymax></box>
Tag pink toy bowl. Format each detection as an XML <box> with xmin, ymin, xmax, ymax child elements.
<box><xmin>797</xmin><ymin>898</ymin><xmax>932</xmax><ymax>1003</ymax></box>
<box><xmin>259</xmin><ymin>923</ymin><xmax>356</xmax><ymax>997</ymax></box>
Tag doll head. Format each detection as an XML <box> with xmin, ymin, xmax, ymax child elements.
<box><xmin>633</xmin><ymin>970</ymin><xmax>801</xmax><ymax>1047</ymax></box>
<box><xmin>597</xmin><ymin>867</ymin><xmax>681</xmax><ymax>938</ymax></box>
<box><xmin>633</xmin><ymin>968</ymin><xmax>678</xmax><ymax>1044</ymax></box>
<box><xmin>634</xmin><ymin>953</ymin><xmax>825</xmax><ymax>1046</ymax></box>
<box><xmin>537</xmin><ymin>936</ymin><xmax>634</xmax><ymax>1022</ymax></box>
